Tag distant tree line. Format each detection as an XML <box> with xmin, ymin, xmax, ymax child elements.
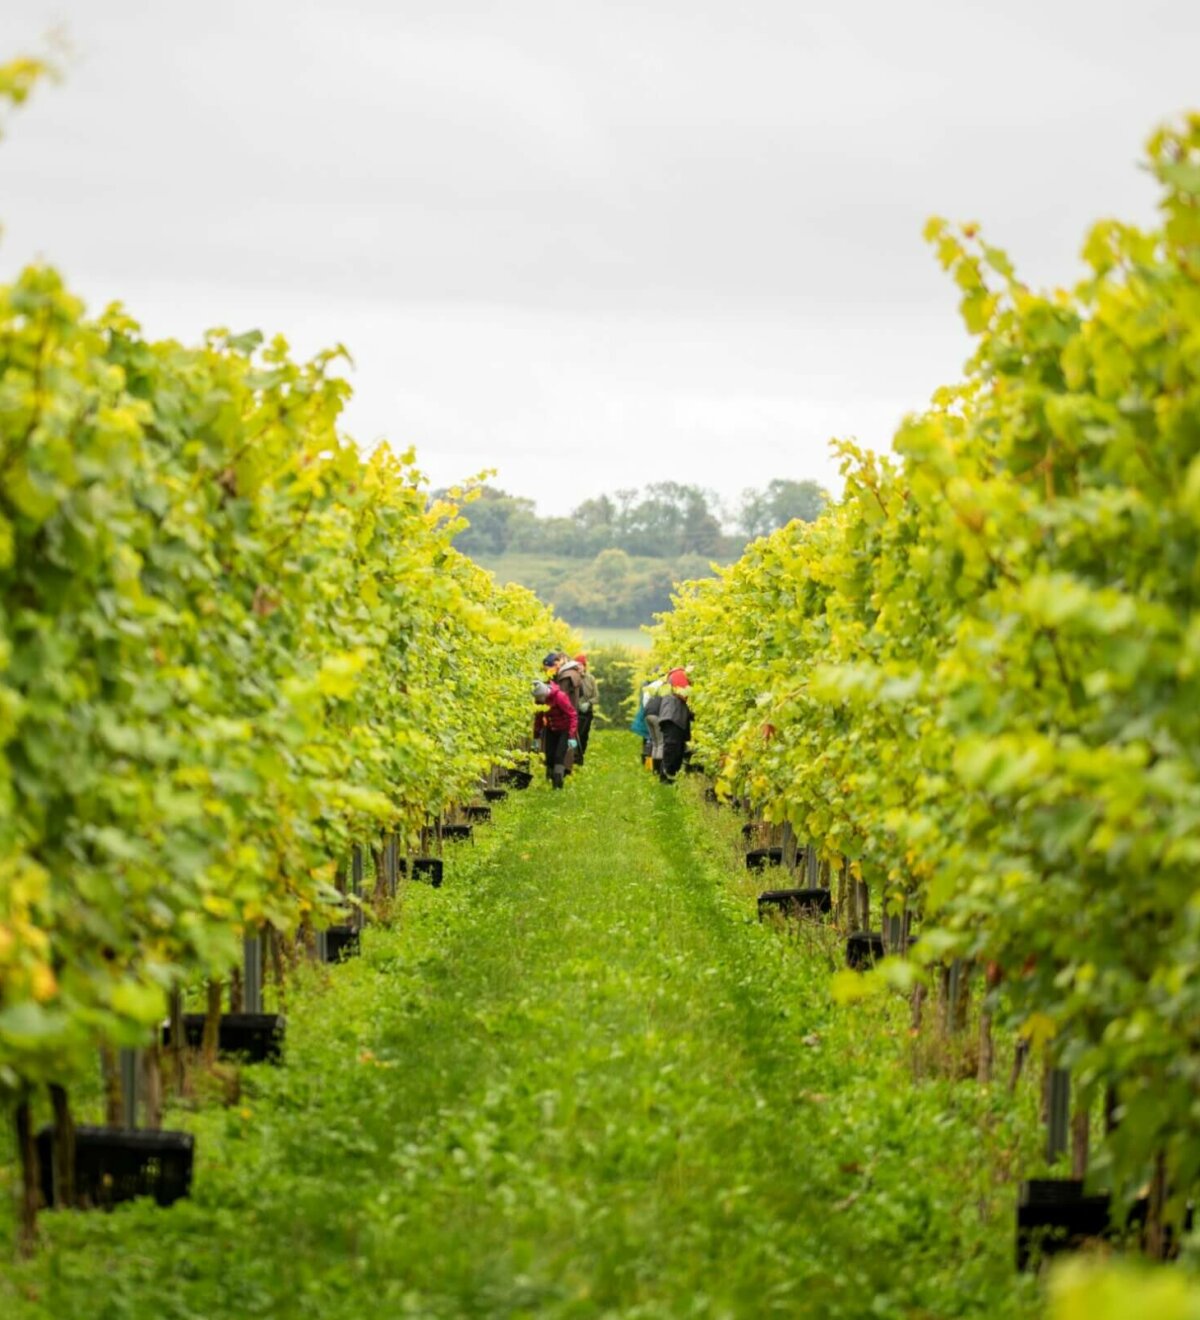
<box><xmin>437</xmin><ymin>478</ymin><xmax>827</xmax><ymax>626</ymax></box>
<box><xmin>446</xmin><ymin>479</ymin><xmax>826</xmax><ymax>561</ymax></box>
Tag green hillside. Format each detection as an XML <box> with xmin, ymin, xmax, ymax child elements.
<box><xmin>478</xmin><ymin>550</ymin><xmax>715</xmax><ymax>632</ymax></box>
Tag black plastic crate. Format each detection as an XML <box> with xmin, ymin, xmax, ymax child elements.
<box><xmin>483</xmin><ymin>788</ymin><xmax>507</xmax><ymax>802</ymax></box>
<box><xmin>757</xmin><ymin>887</ymin><xmax>831</xmax><ymax>920</ymax></box>
<box><xmin>465</xmin><ymin>805</ymin><xmax>491</xmax><ymax>823</ymax></box>
<box><xmin>411</xmin><ymin>857</ymin><xmax>444</xmax><ymax>887</ymax></box>
<box><xmin>323</xmin><ymin>924</ymin><xmax>360</xmax><ymax>962</ymax></box>
<box><xmin>163</xmin><ymin>1012</ymin><xmax>286</xmax><ymax>1063</ymax></box>
<box><xmin>442</xmin><ymin>824</ymin><xmax>473</xmax><ymax>842</ymax></box>
<box><xmin>1016</xmin><ymin>1180</ymin><xmax>1113</xmax><ymax>1270</ymax></box>
<box><xmin>845</xmin><ymin>931</ymin><xmax>885</xmax><ymax>969</ymax></box>
<box><xmin>499</xmin><ymin>767</ymin><xmax>533</xmax><ymax>790</ymax></box>
<box><xmin>745</xmin><ymin>847</ymin><xmax>784</xmax><ymax>871</ymax></box>
<box><xmin>36</xmin><ymin>1124</ymin><xmax>194</xmax><ymax>1210</ymax></box>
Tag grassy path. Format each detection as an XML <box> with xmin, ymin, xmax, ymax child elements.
<box><xmin>2</xmin><ymin>734</ymin><xmax>1040</xmax><ymax>1319</ymax></box>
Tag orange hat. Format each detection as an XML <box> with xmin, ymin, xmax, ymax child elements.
<box><xmin>668</xmin><ymin>667</ymin><xmax>689</xmax><ymax>687</ymax></box>
<box><xmin>575</xmin><ymin>653</ymin><xmax>587</xmax><ymax>665</ymax></box>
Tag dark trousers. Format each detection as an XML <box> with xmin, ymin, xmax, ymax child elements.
<box><xmin>577</xmin><ymin>710</ymin><xmax>594</xmax><ymax>763</ymax></box>
<box><xmin>661</xmin><ymin>720</ymin><xmax>688</xmax><ymax>780</ymax></box>
<box><xmin>543</xmin><ymin>728</ymin><xmax>570</xmax><ymax>789</ymax></box>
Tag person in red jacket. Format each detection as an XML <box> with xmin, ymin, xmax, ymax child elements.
<box><xmin>532</xmin><ymin>680</ymin><xmax>578</xmax><ymax>789</ymax></box>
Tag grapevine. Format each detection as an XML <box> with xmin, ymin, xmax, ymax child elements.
<box><xmin>651</xmin><ymin>116</ymin><xmax>1200</xmax><ymax>1231</ymax></box>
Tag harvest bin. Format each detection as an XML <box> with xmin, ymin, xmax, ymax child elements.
<box><xmin>745</xmin><ymin>847</ymin><xmax>784</xmax><ymax>871</ymax></box>
<box><xmin>412</xmin><ymin>857</ymin><xmax>444</xmax><ymax>887</ymax></box>
<box><xmin>1016</xmin><ymin>1180</ymin><xmax>1112</xmax><ymax>1270</ymax></box>
<box><xmin>323</xmin><ymin>924</ymin><xmax>360</xmax><ymax>962</ymax></box>
<box><xmin>164</xmin><ymin>1012</ymin><xmax>286</xmax><ymax>1063</ymax></box>
<box><xmin>483</xmin><ymin>788</ymin><xmax>507</xmax><ymax>802</ymax></box>
<box><xmin>757</xmin><ymin>888</ymin><xmax>831</xmax><ymax>920</ymax></box>
<box><xmin>36</xmin><ymin>1125</ymin><xmax>194</xmax><ymax>1210</ymax></box>
<box><xmin>845</xmin><ymin>931</ymin><xmax>885</xmax><ymax>969</ymax></box>
<box><xmin>499</xmin><ymin>767</ymin><xmax>533</xmax><ymax>790</ymax></box>
<box><xmin>465</xmin><ymin>805</ymin><xmax>491</xmax><ymax>823</ymax></box>
<box><xmin>442</xmin><ymin>824</ymin><xmax>473</xmax><ymax>842</ymax></box>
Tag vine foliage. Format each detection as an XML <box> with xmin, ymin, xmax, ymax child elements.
<box><xmin>652</xmin><ymin>116</ymin><xmax>1200</xmax><ymax>1221</ymax></box>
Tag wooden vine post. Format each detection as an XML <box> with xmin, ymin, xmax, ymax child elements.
<box><xmin>1046</xmin><ymin>1067</ymin><xmax>1070</xmax><ymax>1164</ymax></box>
<box><xmin>48</xmin><ymin>1083</ymin><xmax>76</xmax><ymax>1209</ymax></box>
<box><xmin>14</xmin><ymin>1094</ymin><xmax>38</xmax><ymax>1256</ymax></box>
<box><xmin>243</xmin><ymin>932</ymin><xmax>264</xmax><ymax>1014</ymax></box>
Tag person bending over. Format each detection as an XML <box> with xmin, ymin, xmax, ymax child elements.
<box><xmin>640</xmin><ymin>673</ymin><xmax>668</xmax><ymax>775</ymax></box>
<box><xmin>532</xmin><ymin>680</ymin><xmax>578</xmax><ymax>790</ymax></box>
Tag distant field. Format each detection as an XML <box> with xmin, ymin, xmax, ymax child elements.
<box><xmin>478</xmin><ymin>552</ymin><xmax>580</xmax><ymax>588</ymax></box>
<box><xmin>478</xmin><ymin>551</ymin><xmax>698</xmax><ymax>588</ymax></box>
<box><xmin>582</xmin><ymin>625</ymin><xmax>651</xmax><ymax>651</ymax></box>
<box><xmin>477</xmin><ymin>552</ymin><xmax>684</xmax><ymax>649</ymax></box>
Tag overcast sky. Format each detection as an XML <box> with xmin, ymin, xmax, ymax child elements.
<box><xmin>3</xmin><ymin>1</ymin><xmax>1198</xmax><ymax>516</ymax></box>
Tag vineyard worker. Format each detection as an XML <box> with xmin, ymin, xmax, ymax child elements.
<box><xmin>573</xmin><ymin>653</ymin><xmax>599</xmax><ymax>765</ymax></box>
<box><xmin>539</xmin><ymin>653</ymin><xmax>565</xmax><ymax>747</ymax></box>
<box><xmin>545</xmin><ymin>651</ymin><xmax>586</xmax><ymax>717</ymax></box>
<box><xmin>641</xmin><ymin>673</ymin><xmax>669</xmax><ymax>774</ymax></box>
<box><xmin>658</xmin><ymin>672</ymin><xmax>693</xmax><ymax>782</ymax></box>
<box><xmin>630</xmin><ymin>679</ymin><xmax>651</xmax><ymax>756</ymax></box>
<box><xmin>532</xmin><ymin>680</ymin><xmax>578</xmax><ymax>789</ymax></box>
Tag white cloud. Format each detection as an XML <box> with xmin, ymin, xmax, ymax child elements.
<box><xmin>2</xmin><ymin>0</ymin><xmax>1197</xmax><ymax>513</ymax></box>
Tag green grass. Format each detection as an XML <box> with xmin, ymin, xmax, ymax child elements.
<box><xmin>1</xmin><ymin>734</ymin><xmax>1044</xmax><ymax>1318</ymax></box>
<box><xmin>582</xmin><ymin>626</ymin><xmax>650</xmax><ymax>651</ymax></box>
